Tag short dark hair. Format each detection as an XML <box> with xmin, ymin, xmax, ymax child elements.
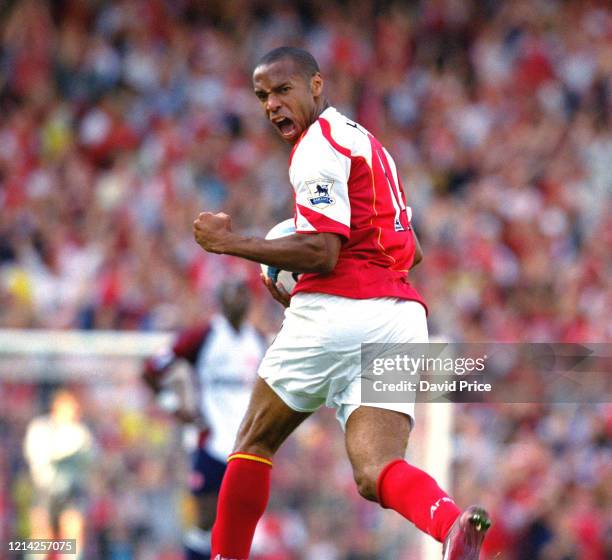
<box><xmin>255</xmin><ymin>47</ymin><xmax>320</xmax><ymax>80</ymax></box>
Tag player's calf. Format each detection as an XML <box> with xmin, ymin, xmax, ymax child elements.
<box><xmin>346</xmin><ymin>408</ymin><xmax>462</xmax><ymax>543</ymax></box>
<box><xmin>377</xmin><ymin>459</ymin><xmax>461</xmax><ymax>542</ymax></box>
<box><xmin>211</xmin><ymin>453</ymin><xmax>272</xmax><ymax>559</ymax></box>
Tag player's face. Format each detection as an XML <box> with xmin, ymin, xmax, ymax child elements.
<box><xmin>219</xmin><ymin>283</ymin><xmax>250</xmax><ymax>326</ymax></box>
<box><xmin>253</xmin><ymin>58</ymin><xmax>323</xmax><ymax>144</ymax></box>
<box><xmin>52</xmin><ymin>392</ymin><xmax>80</xmax><ymax>422</ymax></box>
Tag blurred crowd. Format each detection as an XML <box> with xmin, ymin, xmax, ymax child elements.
<box><xmin>1</xmin><ymin>0</ymin><xmax>610</xmax><ymax>559</ymax></box>
<box><xmin>1</xmin><ymin>0</ymin><xmax>610</xmax><ymax>338</ymax></box>
<box><xmin>455</xmin><ymin>403</ymin><xmax>610</xmax><ymax>560</ymax></box>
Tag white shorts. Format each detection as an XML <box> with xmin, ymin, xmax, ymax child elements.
<box><xmin>258</xmin><ymin>293</ymin><xmax>428</xmax><ymax>429</ymax></box>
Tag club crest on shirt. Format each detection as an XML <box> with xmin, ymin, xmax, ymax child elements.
<box><xmin>306</xmin><ymin>179</ymin><xmax>335</xmax><ymax>209</ymax></box>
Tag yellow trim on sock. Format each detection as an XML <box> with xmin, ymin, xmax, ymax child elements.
<box><xmin>228</xmin><ymin>453</ymin><xmax>273</xmax><ymax>467</ymax></box>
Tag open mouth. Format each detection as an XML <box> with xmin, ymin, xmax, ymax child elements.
<box><xmin>273</xmin><ymin>117</ymin><xmax>297</xmax><ymax>139</ymax></box>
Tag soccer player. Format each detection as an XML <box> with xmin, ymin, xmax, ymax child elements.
<box><xmin>23</xmin><ymin>390</ymin><xmax>94</xmax><ymax>560</ymax></box>
<box><xmin>193</xmin><ymin>47</ymin><xmax>491</xmax><ymax>560</ymax></box>
<box><xmin>142</xmin><ymin>281</ymin><xmax>266</xmax><ymax>560</ymax></box>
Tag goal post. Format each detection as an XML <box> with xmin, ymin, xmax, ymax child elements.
<box><xmin>0</xmin><ymin>328</ymin><xmax>172</xmax><ymax>381</ymax></box>
<box><xmin>419</xmin><ymin>402</ymin><xmax>454</xmax><ymax>559</ymax></box>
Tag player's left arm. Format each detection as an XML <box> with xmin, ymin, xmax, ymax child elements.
<box><xmin>193</xmin><ymin>212</ymin><xmax>342</xmax><ymax>274</ymax></box>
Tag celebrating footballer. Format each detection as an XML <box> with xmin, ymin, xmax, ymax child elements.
<box><xmin>193</xmin><ymin>47</ymin><xmax>491</xmax><ymax>560</ymax></box>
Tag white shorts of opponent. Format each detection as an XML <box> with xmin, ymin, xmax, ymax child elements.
<box><xmin>258</xmin><ymin>293</ymin><xmax>428</xmax><ymax>429</ymax></box>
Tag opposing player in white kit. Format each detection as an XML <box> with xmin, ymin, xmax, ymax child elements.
<box><xmin>193</xmin><ymin>47</ymin><xmax>490</xmax><ymax>560</ymax></box>
<box><xmin>142</xmin><ymin>281</ymin><xmax>266</xmax><ymax>560</ymax></box>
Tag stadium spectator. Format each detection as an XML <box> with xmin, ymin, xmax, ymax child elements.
<box><xmin>142</xmin><ymin>280</ymin><xmax>266</xmax><ymax>560</ymax></box>
<box><xmin>23</xmin><ymin>389</ymin><xmax>94</xmax><ymax>559</ymax></box>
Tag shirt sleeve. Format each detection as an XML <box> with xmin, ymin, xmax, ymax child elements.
<box><xmin>172</xmin><ymin>325</ymin><xmax>210</xmax><ymax>365</ymax></box>
<box><xmin>290</xmin><ymin>129</ymin><xmax>351</xmax><ymax>240</ymax></box>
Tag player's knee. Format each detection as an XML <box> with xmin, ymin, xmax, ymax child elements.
<box><xmin>233</xmin><ymin>439</ymin><xmax>275</xmax><ymax>459</ymax></box>
<box><xmin>352</xmin><ymin>464</ymin><xmax>381</xmax><ymax>502</ymax></box>
<box><xmin>233</xmin><ymin>417</ymin><xmax>278</xmax><ymax>459</ymax></box>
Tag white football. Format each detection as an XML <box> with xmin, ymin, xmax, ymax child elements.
<box><xmin>261</xmin><ymin>219</ymin><xmax>301</xmax><ymax>293</ymax></box>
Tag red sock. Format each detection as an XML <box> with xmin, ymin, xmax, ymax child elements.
<box><xmin>377</xmin><ymin>459</ymin><xmax>460</xmax><ymax>542</ymax></box>
<box><xmin>211</xmin><ymin>453</ymin><xmax>272</xmax><ymax>559</ymax></box>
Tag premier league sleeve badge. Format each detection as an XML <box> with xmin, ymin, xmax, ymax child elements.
<box><xmin>305</xmin><ymin>178</ymin><xmax>335</xmax><ymax>209</ymax></box>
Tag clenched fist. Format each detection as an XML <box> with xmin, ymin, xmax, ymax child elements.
<box><xmin>193</xmin><ymin>212</ymin><xmax>233</xmax><ymax>253</ymax></box>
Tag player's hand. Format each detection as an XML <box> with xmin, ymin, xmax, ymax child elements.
<box><xmin>142</xmin><ymin>374</ymin><xmax>162</xmax><ymax>394</ymax></box>
<box><xmin>141</xmin><ymin>364</ymin><xmax>162</xmax><ymax>394</ymax></box>
<box><xmin>261</xmin><ymin>273</ymin><xmax>291</xmax><ymax>307</ymax></box>
<box><xmin>193</xmin><ymin>212</ymin><xmax>232</xmax><ymax>253</ymax></box>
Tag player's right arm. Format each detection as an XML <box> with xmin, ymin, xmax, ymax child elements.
<box><xmin>193</xmin><ymin>214</ymin><xmax>342</xmax><ymax>274</ymax></box>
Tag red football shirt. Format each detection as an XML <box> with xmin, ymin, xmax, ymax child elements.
<box><xmin>290</xmin><ymin>107</ymin><xmax>426</xmax><ymax>312</ymax></box>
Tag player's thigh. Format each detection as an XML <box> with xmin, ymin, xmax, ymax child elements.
<box><xmin>344</xmin><ymin>406</ymin><xmax>411</xmax><ymax>500</ymax></box>
<box><xmin>234</xmin><ymin>377</ymin><xmax>312</xmax><ymax>458</ymax></box>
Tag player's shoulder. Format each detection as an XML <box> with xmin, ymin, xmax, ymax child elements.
<box><xmin>296</xmin><ymin>107</ymin><xmax>367</xmax><ymax>160</ymax></box>
<box><xmin>319</xmin><ymin>107</ymin><xmax>371</xmax><ymax>148</ymax></box>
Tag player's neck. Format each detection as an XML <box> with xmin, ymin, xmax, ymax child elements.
<box><xmin>316</xmin><ymin>98</ymin><xmax>330</xmax><ymax>119</ymax></box>
<box><xmin>227</xmin><ymin>317</ymin><xmax>243</xmax><ymax>332</ymax></box>
<box><xmin>297</xmin><ymin>99</ymin><xmax>330</xmax><ymax>146</ymax></box>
